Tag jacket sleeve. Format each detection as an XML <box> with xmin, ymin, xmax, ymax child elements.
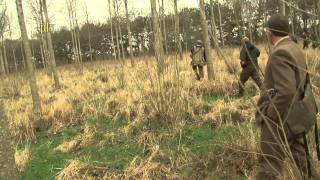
<box><xmin>240</xmin><ymin>46</ymin><xmax>247</xmax><ymax>61</ymax></box>
<box><xmin>266</xmin><ymin>50</ymin><xmax>296</xmax><ymax>122</ymax></box>
<box><xmin>254</xmin><ymin>46</ymin><xmax>260</xmax><ymax>58</ymax></box>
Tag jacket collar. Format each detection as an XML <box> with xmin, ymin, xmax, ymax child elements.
<box><xmin>273</xmin><ymin>36</ymin><xmax>290</xmax><ymax>49</ymax></box>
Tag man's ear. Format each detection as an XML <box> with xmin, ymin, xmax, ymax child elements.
<box><xmin>266</xmin><ymin>30</ymin><xmax>272</xmax><ymax>39</ymax></box>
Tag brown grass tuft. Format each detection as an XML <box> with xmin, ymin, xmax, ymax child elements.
<box><xmin>56</xmin><ymin>160</ymin><xmax>107</xmax><ymax>180</ymax></box>
<box><xmin>15</xmin><ymin>146</ymin><xmax>31</xmax><ymax>172</ymax></box>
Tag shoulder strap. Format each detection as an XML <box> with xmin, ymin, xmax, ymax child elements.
<box><xmin>192</xmin><ymin>48</ymin><xmax>201</xmax><ymax>56</ymax></box>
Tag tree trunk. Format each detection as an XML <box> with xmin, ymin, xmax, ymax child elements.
<box><xmin>247</xmin><ymin>5</ymin><xmax>253</xmax><ymax>42</ymax></box>
<box><xmin>218</xmin><ymin>3</ymin><xmax>224</xmax><ymax>47</ymax></box>
<box><xmin>12</xmin><ymin>47</ymin><xmax>17</xmax><ymax>72</ymax></box>
<box><xmin>199</xmin><ymin>0</ymin><xmax>215</xmax><ymax>80</ymax></box>
<box><xmin>125</xmin><ymin>0</ymin><xmax>134</xmax><ymax>66</ymax></box>
<box><xmin>115</xmin><ymin>0</ymin><xmax>125</xmax><ymax>59</ymax></box>
<box><xmin>280</xmin><ymin>0</ymin><xmax>286</xmax><ymax>16</ymax></box>
<box><xmin>40</xmin><ymin>35</ymin><xmax>49</xmax><ymax>69</ymax></box>
<box><xmin>43</xmin><ymin>0</ymin><xmax>60</xmax><ymax>89</ymax></box>
<box><xmin>161</xmin><ymin>0</ymin><xmax>168</xmax><ymax>55</ymax></box>
<box><xmin>233</xmin><ymin>3</ymin><xmax>242</xmax><ymax>41</ymax></box>
<box><xmin>108</xmin><ymin>0</ymin><xmax>116</xmax><ymax>60</ymax></box>
<box><xmin>31</xmin><ymin>40</ymin><xmax>36</xmax><ymax>72</ymax></box>
<box><xmin>74</xmin><ymin>9</ymin><xmax>83</xmax><ymax>66</ymax></box>
<box><xmin>174</xmin><ymin>0</ymin><xmax>183</xmax><ymax>60</ymax></box>
<box><xmin>88</xmin><ymin>25</ymin><xmax>92</xmax><ymax>61</ymax></box>
<box><xmin>240</xmin><ymin>1</ymin><xmax>245</xmax><ymax>38</ymax></box>
<box><xmin>113</xmin><ymin>1</ymin><xmax>121</xmax><ymax>60</ymax></box>
<box><xmin>118</xmin><ymin>19</ymin><xmax>125</xmax><ymax>60</ymax></box>
<box><xmin>150</xmin><ymin>0</ymin><xmax>164</xmax><ymax>74</ymax></box>
<box><xmin>76</xmin><ymin>28</ymin><xmax>82</xmax><ymax>65</ymax></box>
<box><xmin>291</xmin><ymin>6</ymin><xmax>295</xmax><ymax>35</ymax></box>
<box><xmin>16</xmin><ymin>0</ymin><xmax>42</xmax><ymax>114</ymax></box>
<box><xmin>1</xmin><ymin>37</ymin><xmax>9</xmax><ymax>74</ymax></box>
<box><xmin>84</xmin><ymin>6</ymin><xmax>93</xmax><ymax>62</ymax></box>
<box><xmin>209</xmin><ymin>0</ymin><xmax>223</xmax><ymax>57</ymax></box>
<box><xmin>67</xmin><ymin>1</ymin><xmax>77</xmax><ymax>64</ymax></box>
<box><xmin>39</xmin><ymin>0</ymin><xmax>50</xmax><ymax>70</ymax></box>
<box><xmin>40</xmin><ymin>42</ymin><xmax>46</xmax><ymax>69</ymax></box>
<box><xmin>8</xmin><ymin>22</ymin><xmax>18</xmax><ymax>72</ymax></box>
<box><xmin>317</xmin><ymin>0</ymin><xmax>320</xmax><ymax>36</ymax></box>
<box><xmin>20</xmin><ymin>41</ymin><xmax>26</xmax><ymax>70</ymax></box>
<box><xmin>86</xmin><ymin>9</ymin><xmax>93</xmax><ymax>62</ymax></box>
<box><xmin>0</xmin><ymin>44</ymin><xmax>5</xmax><ymax>76</ymax></box>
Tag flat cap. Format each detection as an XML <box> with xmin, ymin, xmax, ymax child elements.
<box><xmin>241</xmin><ymin>37</ymin><xmax>249</xmax><ymax>44</ymax></box>
<box><xmin>266</xmin><ymin>14</ymin><xmax>290</xmax><ymax>35</ymax></box>
<box><xmin>195</xmin><ymin>40</ymin><xmax>203</xmax><ymax>47</ymax></box>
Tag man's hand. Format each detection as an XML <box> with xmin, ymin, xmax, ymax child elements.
<box><xmin>240</xmin><ymin>60</ymin><xmax>247</xmax><ymax>68</ymax></box>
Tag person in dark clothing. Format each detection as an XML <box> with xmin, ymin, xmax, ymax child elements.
<box><xmin>302</xmin><ymin>31</ymin><xmax>310</xmax><ymax>49</ymax></box>
<box><xmin>238</xmin><ymin>37</ymin><xmax>263</xmax><ymax>96</ymax></box>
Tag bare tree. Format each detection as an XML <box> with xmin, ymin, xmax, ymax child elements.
<box><xmin>317</xmin><ymin>0</ymin><xmax>320</xmax><ymax>36</ymax></box>
<box><xmin>290</xmin><ymin>5</ymin><xmax>295</xmax><ymax>35</ymax></box>
<box><xmin>115</xmin><ymin>0</ymin><xmax>125</xmax><ymax>59</ymax></box>
<box><xmin>209</xmin><ymin>0</ymin><xmax>222</xmax><ymax>57</ymax></box>
<box><xmin>218</xmin><ymin>3</ymin><xmax>224</xmax><ymax>47</ymax></box>
<box><xmin>173</xmin><ymin>0</ymin><xmax>183</xmax><ymax>60</ymax></box>
<box><xmin>150</xmin><ymin>0</ymin><xmax>164</xmax><ymax>74</ymax></box>
<box><xmin>66</xmin><ymin>0</ymin><xmax>81</xmax><ymax>66</ymax></box>
<box><xmin>74</xmin><ymin>8</ymin><xmax>83</xmax><ymax>66</ymax></box>
<box><xmin>124</xmin><ymin>0</ymin><xmax>134</xmax><ymax>66</ymax></box>
<box><xmin>113</xmin><ymin>0</ymin><xmax>121</xmax><ymax>59</ymax></box>
<box><xmin>8</xmin><ymin>19</ymin><xmax>17</xmax><ymax>72</ymax></box>
<box><xmin>16</xmin><ymin>0</ymin><xmax>42</xmax><ymax>114</ymax></box>
<box><xmin>29</xmin><ymin>0</ymin><xmax>49</xmax><ymax>70</ymax></box>
<box><xmin>2</xmin><ymin>36</ymin><xmax>8</xmax><ymax>73</ymax></box>
<box><xmin>84</xmin><ymin>4</ymin><xmax>93</xmax><ymax>61</ymax></box>
<box><xmin>199</xmin><ymin>0</ymin><xmax>215</xmax><ymax>80</ymax></box>
<box><xmin>0</xmin><ymin>42</ymin><xmax>4</xmax><ymax>75</ymax></box>
<box><xmin>280</xmin><ymin>0</ymin><xmax>285</xmax><ymax>16</ymax></box>
<box><xmin>20</xmin><ymin>40</ymin><xmax>26</xmax><ymax>69</ymax></box>
<box><xmin>160</xmin><ymin>0</ymin><xmax>168</xmax><ymax>55</ymax></box>
<box><xmin>0</xmin><ymin>5</ymin><xmax>7</xmax><ymax>76</ymax></box>
<box><xmin>42</xmin><ymin>0</ymin><xmax>60</xmax><ymax>89</ymax></box>
<box><xmin>108</xmin><ymin>0</ymin><xmax>116</xmax><ymax>60</ymax></box>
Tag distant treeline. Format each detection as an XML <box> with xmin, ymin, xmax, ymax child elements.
<box><xmin>4</xmin><ymin>0</ymin><xmax>319</xmax><ymax>72</ymax></box>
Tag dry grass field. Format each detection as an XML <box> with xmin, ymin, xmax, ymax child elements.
<box><xmin>1</xmin><ymin>46</ymin><xmax>320</xmax><ymax>179</ymax></box>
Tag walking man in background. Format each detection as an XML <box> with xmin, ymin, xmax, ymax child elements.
<box><xmin>238</xmin><ymin>37</ymin><xmax>262</xmax><ymax>96</ymax></box>
<box><xmin>256</xmin><ymin>14</ymin><xmax>318</xmax><ymax>179</ymax></box>
<box><xmin>190</xmin><ymin>40</ymin><xmax>206</xmax><ymax>80</ymax></box>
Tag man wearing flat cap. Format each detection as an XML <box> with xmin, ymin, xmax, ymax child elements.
<box><xmin>255</xmin><ymin>14</ymin><xmax>319</xmax><ymax>179</ymax></box>
<box><xmin>190</xmin><ymin>40</ymin><xmax>206</xmax><ymax>80</ymax></box>
<box><xmin>238</xmin><ymin>36</ymin><xmax>262</xmax><ymax>96</ymax></box>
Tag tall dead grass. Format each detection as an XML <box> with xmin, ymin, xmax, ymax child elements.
<box><xmin>1</xmin><ymin>46</ymin><xmax>319</xmax><ymax>179</ymax></box>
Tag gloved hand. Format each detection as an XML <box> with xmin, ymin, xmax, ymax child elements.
<box><xmin>240</xmin><ymin>60</ymin><xmax>247</xmax><ymax>68</ymax></box>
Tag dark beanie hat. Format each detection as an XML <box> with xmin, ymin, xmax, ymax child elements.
<box><xmin>266</xmin><ymin>14</ymin><xmax>290</xmax><ymax>35</ymax></box>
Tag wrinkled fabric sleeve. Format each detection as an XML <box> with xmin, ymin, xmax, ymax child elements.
<box><xmin>240</xmin><ymin>46</ymin><xmax>247</xmax><ymax>61</ymax></box>
<box><xmin>266</xmin><ymin>50</ymin><xmax>296</xmax><ymax>122</ymax></box>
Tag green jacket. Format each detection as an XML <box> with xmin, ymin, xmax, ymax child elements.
<box><xmin>240</xmin><ymin>42</ymin><xmax>260</xmax><ymax>68</ymax></box>
<box><xmin>190</xmin><ymin>46</ymin><xmax>206</xmax><ymax>66</ymax></box>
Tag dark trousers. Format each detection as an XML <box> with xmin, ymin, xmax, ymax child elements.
<box><xmin>255</xmin><ymin>121</ymin><xmax>317</xmax><ymax>179</ymax></box>
<box><xmin>192</xmin><ymin>65</ymin><xmax>204</xmax><ymax>80</ymax></box>
<box><xmin>238</xmin><ymin>65</ymin><xmax>262</xmax><ymax>95</ymax></box>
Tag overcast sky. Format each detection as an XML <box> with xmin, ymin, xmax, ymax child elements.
<box><xmin>5</xmin><ymin>0</ymin><xmax>200</xmax><ymax>39</ymax></box>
